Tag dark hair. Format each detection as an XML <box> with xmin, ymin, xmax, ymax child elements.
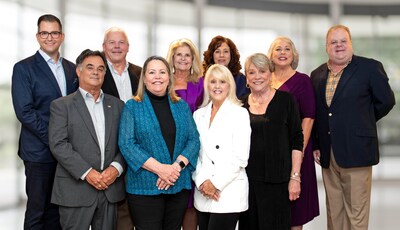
<box><xmin>203</xmin><ymin>35</ymin><xmax>242</xmax><ymax>76</ymax></box>
<box><xmin>76</xmin><ymin>49</ymin><xmax>107</xmax><ymax>67</ymax></box>
<box><xmin>37</xmin><ymin>14</ymin><xmax>62</xmax><ymax>32</ymax></box>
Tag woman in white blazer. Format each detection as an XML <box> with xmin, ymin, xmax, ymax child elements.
<box><xmin>192</xmin><ymin>64</ymin><xmax>251</xmax><ymax>230</ymax></box>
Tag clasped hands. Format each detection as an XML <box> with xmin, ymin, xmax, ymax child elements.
<box><xmin>86</xmin><ymin>166</ymin><xmax>119</xmax><ymax>191</ymax></box>
<box><xmin>199</xmin><ymin>179</ymin><xmax>220</xmax><ymax>201</ymax></box>
<box><xmin>156</xmin><ymin>163</ymin><xmax>181</xmax><ymax>190</ymax></box>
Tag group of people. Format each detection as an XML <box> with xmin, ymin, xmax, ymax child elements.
<box><xmin>11</xmin><ymin>13</ymin><xmax>395</xmax><ymax>230</ymax></box>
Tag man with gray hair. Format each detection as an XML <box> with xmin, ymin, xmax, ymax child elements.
<box><xmin>101</xmin><ymin>27</ymin><xmax>142</xmax><ymax>229</ymax></box>
<box><xmin>102</xmin><ymin>27</ymin><xmax>142</xmax><ymax>102</ymax></box>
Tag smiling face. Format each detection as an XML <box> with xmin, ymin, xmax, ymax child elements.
<box><xmin>103</xmin><ymin>31</ymin><xmax>129</xmax><ymax>64</ymax></box>
<box><xmin>77</xmin><ymin>55</ymin><xmax>106</xmax><ymax>92</ymax></box>
<box><xmin>213</xmin><ymin>42</ymin><xmax>231</xmax><ymax>67</ymax></box>
<box><xmin>36</xmin><ymin>21</ymin><xmax>64</xmax><ymax>58</ymax></box>
<box><xmin>326</xmin><ymin>28</ymin><xmax>353</xmax><ymax>65</ymax></box>
<box><xmin>207</xmin><ymin>74</ymin><xmax>230</xmax><ymax>105</ymax></box>
<box><xmin>173</xmin><ymin>45</ymin><xmax>193</xmax><ymax>72</ymax></box>
<box><xmin>271</xmin><ymin>40</ymin><xmax>294</xmax><ymax>69</ymax></box>
<box><xmin>246</xmin><ymin>62</ymin><xmax>272</xmax><ymax>93</ymax></box>
<box><xmin>143</xmin><ymin>60</ymin><xmax>170</xmax><ymax>96</ymax></box>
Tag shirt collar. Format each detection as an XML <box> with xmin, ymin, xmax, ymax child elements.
<box><xmin>79</xmin><ymin>87</ymin><xmax>104</xmax><ymax>102</ymax></box>
<box><xmin>38</xmin><ymin>49</ymin><xmax>62</xmax><ymax>64</ymax></box>
<box><xmin>107</xmin><ymin>59</ymin><xmax>129</xmax><ymax>74</ymax></box>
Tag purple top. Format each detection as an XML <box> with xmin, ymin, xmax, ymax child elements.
<box><xmin>175</xmin><ymin>77</ymin><xmax>204</xmax><ymax>113</ymax></box>
<box><xmin>278</xmin><ymin>71</ymin><xmax>319</xmax><ymax>226</ymax></box>
<box><xmin>278</xmin><ymin>72</ymin><xmax>315</xmax><ymax>119</ymax></box>
<box><xmin>175</xmin><ymin>76</ymin><xmax>204</xmax><ymax>208</ymax></box>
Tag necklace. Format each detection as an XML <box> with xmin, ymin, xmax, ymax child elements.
<box><xmin>251</xmin><ymin>89</ymin><xmax>273</xmax><ymax>106</ymax></box>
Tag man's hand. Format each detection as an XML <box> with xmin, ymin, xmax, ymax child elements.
<box><xmin>101</xmin><ymin>166</ymin><xmax>119</xmax><ymax>186</ymax></box>
<box><xmin>313</xmin><ymin>150</ymin><xmax>321</xmax><ymax>165</ymax></box>
<box><xmin>86</xmin><ymin>169</ymin><xmax>108</xmax><ymax>190</ymax></box>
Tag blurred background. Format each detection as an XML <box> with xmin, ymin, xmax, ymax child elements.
<box><xmin>0</xmin><ymin>0</ymin><xmax>399</xmax><ymax>229</ymax></box>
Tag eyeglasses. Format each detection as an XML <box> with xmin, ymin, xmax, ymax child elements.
<box><xmin>38</xmin><ymin>31</ymin><xmax>62</xmax><ymax>39</ymax></box>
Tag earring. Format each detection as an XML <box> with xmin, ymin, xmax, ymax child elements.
<box><xmin>190</xmin><ymin>67</ymin><xmax>193</xmax><ymax>75</ymax></box>
<box><xmin>246</xmin><ymin>83</ymin><xmax>250</xmax><ymax>88</ymax></box>
<box><xmin>172</xmin><ymin>66</ymin><xmax>175</xmax><ymax>74</ymax></box>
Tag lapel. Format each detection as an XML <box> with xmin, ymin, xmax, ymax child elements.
<box><xmin>103</xmin><ymin>95</ymin><xmax>113</xmax><ymax>148</ymax></box>
<box><xmin>104</xmin><ymin>68</ymin><xmax>120</xmax><ymax>97</ymax></box>
<box><xmin>208</xmin><ymin>100</ymin><xmax>230</xmax><ymax>130</ymax></box>
<box><xmin>62</xmin><ymin>58</ymin><xmax>77</xmax><ymax>94</ymax></box>
<box><xmin>35</xmin><ymin>51</ymin><xmax>62</xmax><ymax>97</ymax></box>
<box><xmin>143</xmin><ymin>93</ymin><xmax>171</xmax><ymax>155</ymax></box>
<box><xmin>330</xmin><ymin>56</ymin><xmax>358</xmax><ymax>106</ymax></box>
<box><xmin>317</xmin><ymin>64</ymin><xmax>329</xmax><ymax>108</ymax></box>
<box><xmin>72</xmin><ymin>91</ymin><xmax>100</xmax><ymax>148</ymax></box>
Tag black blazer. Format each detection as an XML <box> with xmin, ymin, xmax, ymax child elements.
<box><xmin>101</xmin><ymin>62</ymin><xmax>142</xmax><ymax>99</ymax></box>
<box><xmin>311</xmin><ymin>55</ymin><xmax>395</xmax><ymax>168</ymax></box>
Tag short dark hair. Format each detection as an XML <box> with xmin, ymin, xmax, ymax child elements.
<box><xmin>76</xmin><ymin>49</ymin><xmax>107</xmax><ymax>68</ymax></box>
<box><xmin>37</xmin><ymin>14</ymin><xmax>62</xmax><ymax>32</ymax></box>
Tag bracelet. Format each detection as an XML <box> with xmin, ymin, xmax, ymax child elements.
<box><xmin>290</xmin><ymin>177</ymin><xmax>301</xmax><ymax>183</ymax></box>
<box><xmin>291</xmin><ymin>172</ymin><xmax>301</xmax><ymax>177</ymax></box>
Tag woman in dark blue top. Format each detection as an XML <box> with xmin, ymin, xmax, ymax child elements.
<box><xmin>203</xmin><ymin>35</ymin><xmax>250</xmax><ymax>98</ymax></box>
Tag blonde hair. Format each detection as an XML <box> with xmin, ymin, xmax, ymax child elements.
<box><xmin>267</xmin><ymin>36</ymin><xmax>299</xmax><ymax>72</ymax></box>
<box><xmin>201</xmin><ymin>64</ymin><xmax>242</xmax><ymax>107</ymax></box>
<box><xmin>326</xmin><ymin>24</ymin><xmax>352</xmax><ymax>44</ymax></box>
<box><xmin>134</xmin><ymin>56</ymin><xmax>179</xmax><ymax>103</ymax></box>
<box><xmin>166</xmin><ymin>38</ymin><xmax>202</xmax><ymax>83</ymax></box>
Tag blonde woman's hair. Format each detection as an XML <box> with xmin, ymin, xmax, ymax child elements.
<box><xmin>166</xmin><ymin>38</ymin><xmax>202</xmax><ymax>83</ymax></box>
<box><xmin>201</xmin><ymin>64</ymin><xmax>242</xmax><ymax>107</ymax></box>
<box><xmin>134</xmin><ymin>56</ymin><xmax>179</xmax><ymax>103</ymax></box>
<box><xmin>267</xmin><ymin>36</ymin><xmax>299</xmax><ymax>72</ymax></box>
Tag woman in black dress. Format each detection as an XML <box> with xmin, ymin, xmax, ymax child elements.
<box><xmin>239</xmin><ymin>53</ymin><xmax>303</xmax><ymax>230</ymax></box>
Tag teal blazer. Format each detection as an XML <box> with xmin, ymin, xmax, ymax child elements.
<box><xmin>119</xmin><ymin>92</ymin><xmax>200</xmax><ymax>195</ymax></box>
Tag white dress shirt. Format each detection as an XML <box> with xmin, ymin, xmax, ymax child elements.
<box><xmin>38</xmin><ymin>49</ymin><xmax>67</xmax><ymax>96</ymax></box>
<box><xmin>107</xmin><ymin>60</ymin><xmax>132</xmax><ymax>103</ymax></box>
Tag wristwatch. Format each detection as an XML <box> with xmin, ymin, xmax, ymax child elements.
<box><xmin>175</xmin><ymin>160</ymin><xmax>186</xmax><ymax>170</ymax></box>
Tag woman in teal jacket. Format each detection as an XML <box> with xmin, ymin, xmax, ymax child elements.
<box><xmin>119</xmin><ymin>56</ymin><xmax>200</xmax><ymax>230</ymax></box>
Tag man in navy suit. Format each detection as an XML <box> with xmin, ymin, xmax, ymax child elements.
<box><xmin>101</xmin><ymin>27</ymin><xmax>142</xmax><ymax>230</ymax></box>
<box><xmin>311</xmin><ymin>25</ymin><xmax>395</xmax><ymax>230</ymax></box>
<box><xmin>11</xmin><ymin>14</ymin><xmax>78</xmax><ymax>229</ymax></box>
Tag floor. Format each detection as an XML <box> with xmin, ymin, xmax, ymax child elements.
<box><xmin>1</xmin><ymin>157</ymin><xmax>400</xmax><ymax>229</ymax></box>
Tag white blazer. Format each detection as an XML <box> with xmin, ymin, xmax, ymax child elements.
<box><xmin>192</xmin><ymin>100</ymin><xmax>251</xmax><ymax>213</ymax></box>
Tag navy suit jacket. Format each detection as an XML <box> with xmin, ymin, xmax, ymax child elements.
<box><xmin>311</xmin><ymin>55</ymin><xmax>395</xmax><ymax>168</ymax></box>
<box><xmin>101</xmin><ymin>62</ymin><xmax>142</xmax><ymax>99</ymax></box>
<box><xmin>11</xmin><ymin>51</ymin><xmax>78</xmax><ymax>163</ymax></box>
